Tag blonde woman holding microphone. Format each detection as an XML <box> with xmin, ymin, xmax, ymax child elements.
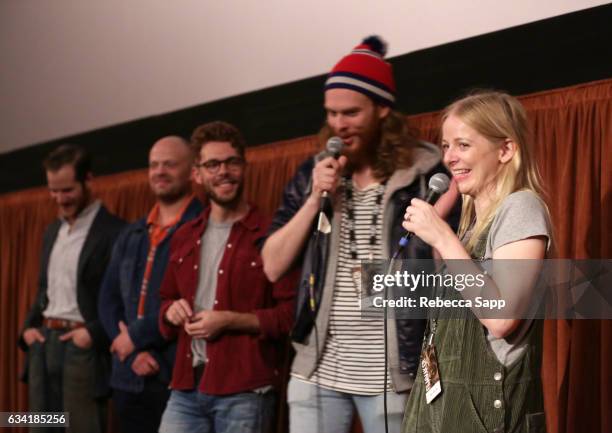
<box><xmin>402</xmin><ymin>91</ymin><xmax>552</xmax><ymax>433</ymax></box>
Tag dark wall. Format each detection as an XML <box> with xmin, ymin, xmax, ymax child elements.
<box><xmin>1</xmin><ymin>4</ymin><xmax>611</xmax><ymax>194</ymax></box>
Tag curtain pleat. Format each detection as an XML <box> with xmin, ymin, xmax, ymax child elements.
<box><xmin>0</xmin><ymin>79</ymin><xmax>609</xmax><ymax>433</ymax></box>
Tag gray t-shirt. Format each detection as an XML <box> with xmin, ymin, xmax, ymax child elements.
<box><xmin>191</xmin><ymin>219</ymin><xmax>232</xmax><ymax>367</ymax></box>
<box><xmin>477</xmin><ymin>190</ymin><xmax>551</xmax><ymax>365</ymax></box>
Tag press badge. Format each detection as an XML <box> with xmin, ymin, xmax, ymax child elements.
<box><xmin>421</xmin><ymin>342</ymin><xmax>442</xmax><ymax>404</ymax></box>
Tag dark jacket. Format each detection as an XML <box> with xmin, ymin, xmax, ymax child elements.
<box><xmin>267</xmin><ymin>141</ymin><xmax>461</xmax><ymax>392</ymax></box>
<box><xmin>98</xmin><ymin>198</ymin><xmax>202</xmax><ymax>393</ymax></box>
<box><xmin>159</xmin><ymin>205</ymin><xmax>296</xmax><ymax>395</ymax></box>
<box><xmin>19</xmin><ymin>204</ymin><xmax>126</xmax><ymax>398</ymax></box>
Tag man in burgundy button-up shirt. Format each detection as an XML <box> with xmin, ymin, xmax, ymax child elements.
<box><xmin>158</xmin><ymin>121</ymin><xmax>295</xmax><ymax>433</ymax></box>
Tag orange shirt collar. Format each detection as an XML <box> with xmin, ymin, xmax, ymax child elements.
<box><xmin>147</xmin><ymin>195</ymin><xmax>195</xmax><ymax>241</ymax></box>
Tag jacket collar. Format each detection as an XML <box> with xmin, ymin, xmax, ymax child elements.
<box><xmin>180</xmin><ymin>197</ymin><xmax>205</xmax><ymax>225</ymax></box>
<box><xmin>132</xmin><ymin>196</ymin><xmax>203</xmax><ymax>232</ymax></box>
<box><xmin>193</xmin><ymin>202</ymin><xmax>260</xmax><ymax>236</ymax></box>
<box><xmin>385</xmin><ymin>140</ymin><xmax>442</xmax><ymax>199</ymax></box>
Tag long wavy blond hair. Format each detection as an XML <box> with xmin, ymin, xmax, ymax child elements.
<box><xmin>442</xmin><ymin>90</ymin><xmax>550</xmax><ymax>253</ymax></box>
<box><xmin>318</xmin><ymin>109</ymin><xmax>419</xmax><ymax>180</ymax></box>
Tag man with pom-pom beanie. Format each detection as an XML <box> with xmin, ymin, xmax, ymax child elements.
<box><xmin>261</xmin><ymin>36</ymin><xmax>460</xmax><ymax>433</ymax></box>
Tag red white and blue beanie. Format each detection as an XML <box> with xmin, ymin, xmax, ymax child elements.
<box><xmin>325</xmin><ymin>35</ymin><xmax>396</xmax><ymax>106</ymax></box>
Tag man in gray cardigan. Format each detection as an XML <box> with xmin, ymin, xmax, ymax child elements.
<box><xmin>262</xmin><ymin>36</ymin><xmax>460</xmax><ymax>433</ymax></box>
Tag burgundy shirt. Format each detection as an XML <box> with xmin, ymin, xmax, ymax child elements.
<box><xmin>159</xmin><ymin>205</ymin><xmax>295</xmax><ymax>395</ymax></box>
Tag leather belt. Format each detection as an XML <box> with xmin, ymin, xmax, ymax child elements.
<box><xmin>43</xmin><ymin>318</ymin><xmax>85</xmax><ymax>330</ymax></box>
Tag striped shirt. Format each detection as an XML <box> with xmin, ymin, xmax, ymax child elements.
<box><xmin>299</xmin><ymin>180</ymin><xmax>391</xmax><ymax>395</ymax></box>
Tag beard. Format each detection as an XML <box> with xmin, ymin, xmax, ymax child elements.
<box><xmin>204</xmin><ymin>174</ymin><xmax>244</xmax><ymax>209</ymax></box>
<box><xmin>60</xmin><ymin>185</ymin><xmax>91</xmax><ymax>220</ymax></box>
<box><xmin>151</xmin><ymin>175</ymin><xmax>191</xmax><ymax>205</ymax></box>
<box><xmin>156</xmin><ymin>188</ymin><xmax>190</xmax><ymax>205</ymax></box>
<box><xmin>342</xmin><ymin>126</ymin><xmax>381</xmax><ymax>172</ymax></box>
<box><xmin>324</xmin><ymin>114</ymin><xmax>382</xmax><ymax>172</ymax></box>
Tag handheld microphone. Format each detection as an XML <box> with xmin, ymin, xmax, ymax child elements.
<box><xmin>326</xmin><ymin>136</ymin><xmax>344</xmax><ymax>158</ymax></box>
<box><xmin>311</xmin><ymin>137</ymin><xmax>345</xmax><ymax>312</ymax></box>
<box><xmin>320</xmin><ymin>137</ymin><xmax>344</xmax><ymax>200</ymax></box>
<box><xmin>398</xmin><ymin>173</ymin><xmax>451</xmax><ymax>248</ymax></box>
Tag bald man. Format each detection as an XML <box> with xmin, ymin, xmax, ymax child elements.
<box><xmin>98</xmin><ymin>136</ymin><xmax>203</xmax><ymax>433</ymax></box>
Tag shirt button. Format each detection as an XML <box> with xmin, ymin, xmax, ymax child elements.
<box><xmin>493</xmin><ymin>399</ymin><xmax>502</xmax><ymax>409</ymax></box>
<box><xmin>194</xmin><ymin>264</ymin><xmax>198</xmax><ymax>270</ymax></box>
<box><xmin>178</xmin><ymin>257</ymin><xmax>183</xmax><ymax>263</ymax></box>
<box><xmin>214</xmin><ymin>300</ymin><xmax>218</xmax><ymax>305</ymax></box>
<box><xmin>227</xmin><ymin>243</ymin><xmax>232</xmax><ymax>248</ymax></box>
<box><xmin>251</xmin><ymin>261</ymin><xmax>256</xmax><ymax>267</ymax></box>
<box><xmin>196</xmin><ymin>239</ymin><xmax>201</xmax><ymax>245</ymax></box>
<box><xmin>205</xmin><ymin>358</ymin><xmax>209</xmax><ymax>363</ymax></box>
<box><xmin>219</xmin><ymin>269</ymin><xmax>224</xmax><ymax>275</ymax></box>
<box><xmin>186</xmin><ymin>353</ymin><xmax>191</xmax><ymax>358</ymax></box>
<box><xmin>494</xmin><ymin>372</ymin><xmax>502</xmax><ymax>381</ymax></box>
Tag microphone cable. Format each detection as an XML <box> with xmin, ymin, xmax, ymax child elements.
<box><xmin>381</xmin><ymin>173</ymin><xmax>450</xmax><ymax>433</ymax></box>
<box><xmin>383</xmin><ymin>249</ymin><xmax>403</xmax><ymax>433</ymax></box>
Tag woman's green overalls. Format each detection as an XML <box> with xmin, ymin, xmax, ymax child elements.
<box><xmin>402</xmin><ymin>228</ymin><xmax>545</xmax><ymax>433</ymax></box>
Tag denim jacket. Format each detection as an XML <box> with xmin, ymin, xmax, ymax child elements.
<box><xmin>98</xmin><ymin>198</ymin><xmax>202</xmax><ymax>393</ymax></box>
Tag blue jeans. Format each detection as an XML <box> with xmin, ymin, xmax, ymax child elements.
<box><xmin>158</xmin><ymin>388</ymin><xmax>276</xmax><ymax>433</ymax></box>
<box><xmin>287</xmin><ymin>377</ymin><xmax>407</xmax><ymax>433</ymax></box>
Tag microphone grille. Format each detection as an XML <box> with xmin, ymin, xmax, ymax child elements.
<box><xmin>326</xmin><ymin>137</ymin><xmax>344</xmax><ymax>156</ymax></box>
<box><xmin>428</xmin><ymin>173</ymin><xmax>450</xmax><ymax>194</ymax></box>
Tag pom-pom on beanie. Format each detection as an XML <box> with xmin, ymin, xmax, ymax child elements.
<box><xmin>325</xmin><ymin>35</ymin><xmax>396</xmax><ymax>106</ymax></box>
